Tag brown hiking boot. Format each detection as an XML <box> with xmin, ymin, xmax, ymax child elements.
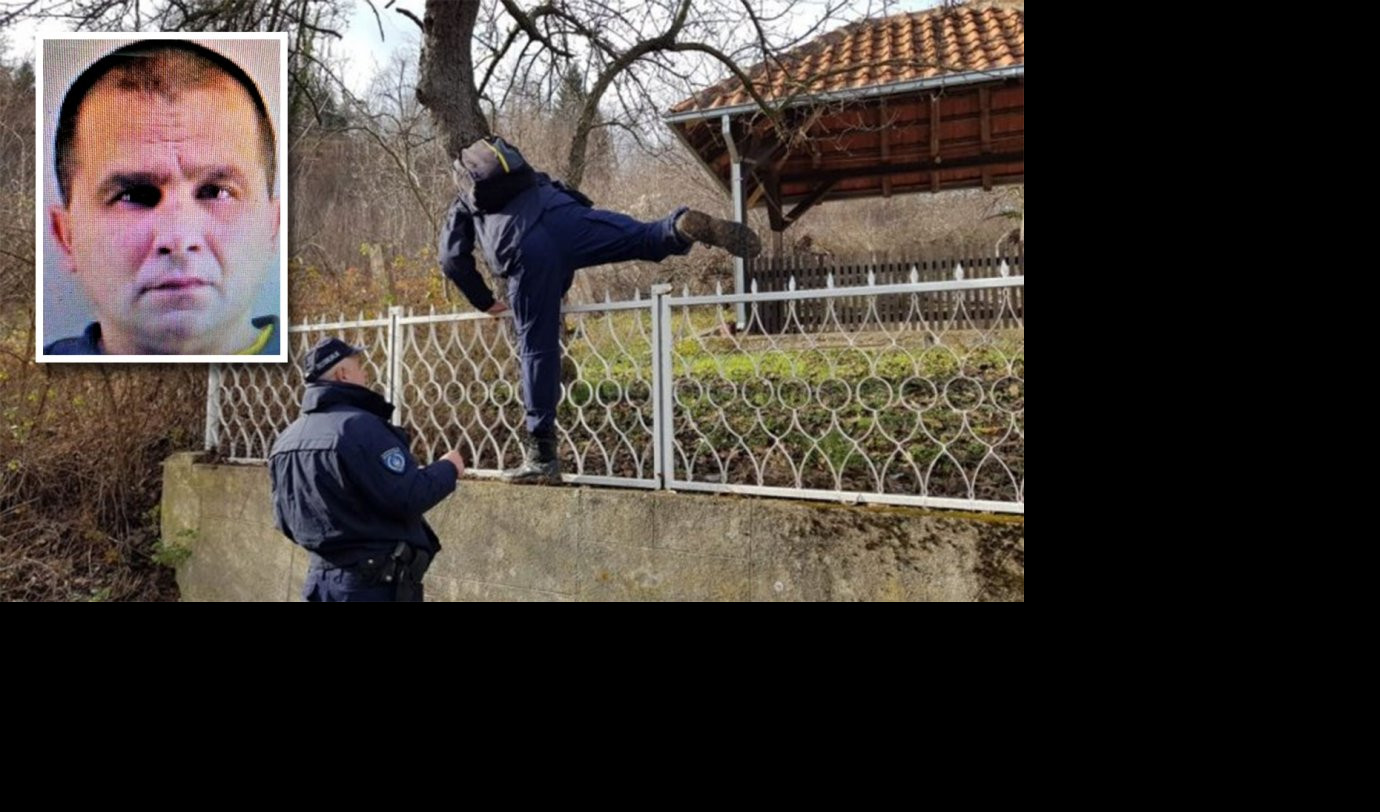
<box><xmin>675</xmin><ymin>210</ymin><xmax>762</xmax><ymax>258</ymax></box>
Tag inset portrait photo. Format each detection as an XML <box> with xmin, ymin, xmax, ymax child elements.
<box><xmin>37</xmin><ymin>34</ymin><xmax>287</xmax><ymax>361</ymax></box>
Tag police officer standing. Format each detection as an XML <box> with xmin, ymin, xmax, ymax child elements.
<box><xmin>270</xmin><ymin>337</ymin><xmax>465</xmax><ymax>601</ymax></box>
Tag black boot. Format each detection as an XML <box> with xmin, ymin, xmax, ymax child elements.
<box><xmin>503</xmin><ymin>435</ymin><xmax>561</xmax><ymax>484</ymax></box>
<box><xmin>674</xmin><ymin>210</ymin><xmax>762</xmax><ymax>258</ymax></box>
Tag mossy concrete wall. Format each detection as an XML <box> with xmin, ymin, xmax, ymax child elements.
<box><xmin>162</xmin><ymin>452</ymin><xmax>1023</xmax><ymax>601</ymax></box>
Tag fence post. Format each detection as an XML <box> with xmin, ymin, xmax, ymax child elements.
<box><xmin>722</xmin><ymin>114</ymin><xmax>747</xmax><ymax>330</ymax></box>
<box><xmin>651</xmin><ymin>284</ymin><xmax>674</xmax><ymax>488</ymax></box>
<box><xmin>387</xmin><ymin>306</ymin><xmax>406</xmax><ymax>424</ymax></box>
<box><xmin>204</xmin><ymin>363</ymin><xmax>221</xmax><ymax>451</ymax></box>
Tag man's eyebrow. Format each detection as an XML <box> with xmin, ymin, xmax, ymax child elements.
<box><xmin>198</xmin><ymin>165</ymin><xmax>251</xmax><ymax>187</ymax></box>
<box><xmin>91</xmin><ymin>165</ymin><xmax>253</xmax><ymax>200</ymax></box>
<box><xmin>94</xmin><ymin>171</ymin><xmax>165</xmax><ymax>200</ymax></box>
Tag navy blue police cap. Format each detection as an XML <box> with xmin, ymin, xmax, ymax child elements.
<box><xmin>303</xmin><ymin>337</ymin><xmax>364</xmax><ymax>382</ymax></box>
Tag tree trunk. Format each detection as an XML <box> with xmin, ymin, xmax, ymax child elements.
<box><xmin>416</xmin><ymin>0</ymin><xmax>489</xmax><ymax>158</ymax></box>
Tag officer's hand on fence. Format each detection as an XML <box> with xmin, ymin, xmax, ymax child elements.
<box><xmin>486</xmin><ymin>301</ymin><xmax>510</xmax><ymax>317</ymax></box>
<box><xmin>442</xmin><ymin>449</ymin><xmax>466</xmax><ymax>477</ymax></box>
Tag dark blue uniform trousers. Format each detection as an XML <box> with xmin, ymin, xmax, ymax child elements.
<box><xmin>303</xmin><ymin>564</ymin><xmax>423</xmax><ymax>602</ymax></box>
<box><xmin>508</xmin><ymin>203</ymin><xmax>691</xmax><ymax>438</ymax></box>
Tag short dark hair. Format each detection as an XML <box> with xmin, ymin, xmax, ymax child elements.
<box><xmin>54</xmin><ymin>40</ymin><xmax>276</xmax><ymax>205</ymax></box>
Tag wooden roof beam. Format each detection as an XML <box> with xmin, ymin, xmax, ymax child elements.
<box><xmin>930</xmin><ymin>94</ymin><xmax>942</xmax><ymax>194</ymax></box>
<box><xmin>979</xmin><ymin>86</ymin><xmax>993</xmax><ymax>191</ymax></box>
<box><xmin>784</xmin><ymin>179</ymin><xmax>839</xmax><ymax>224</ymax></box>
<box><xmin>779</xmin><ymin>150</ymin><xmax>1024</xmax><ymax>186</ymax></box>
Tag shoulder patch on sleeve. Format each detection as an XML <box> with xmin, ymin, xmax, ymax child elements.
<box><xmin>380</xmin><ymin>447</ymin><xmax>408</xmax><ymax>474</ymax></box>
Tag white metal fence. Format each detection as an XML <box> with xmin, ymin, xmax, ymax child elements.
<box><xmin>209</xmin><ymin>268</ymin><xmax>1024</xmax><ymax>512</ymax></box>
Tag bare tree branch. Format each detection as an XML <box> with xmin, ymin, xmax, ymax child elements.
<box><xmin>0</xmin><ymin>1</ymin><xmax>42</xmax><ymax>28</ymax></box>
<box><xmin>364</xmin><ymin>0</ymin><xmax>385</xmax><ymax>39</ymax></box>
<box><xmin>395</xmin><ymin>5</ymin><xmax>422</xmax><ymax>30</ymax></box>
<box><xmin>497</xmin><ymin>0</ymin><xmax>572</xmax><ymax>57</ymax></box>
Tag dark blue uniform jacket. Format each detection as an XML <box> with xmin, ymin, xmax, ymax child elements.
<box><xmin>438</xmin><ymin>173</ymin><xmax>590</xmax><ymax>312</ymax></box>
<box><xmin>269</xmin><ymin>382</ymin><xmax>457</xmax><ymax>566</ymax></box>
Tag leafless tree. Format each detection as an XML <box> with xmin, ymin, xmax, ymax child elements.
<box><xmin>413</xmin><ymin>0</ymin><xmax>893</xmax><ymax>187</ymax></box>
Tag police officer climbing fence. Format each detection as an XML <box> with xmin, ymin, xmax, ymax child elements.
<box><xmin>270</xmin><ymin>338</ymin><xmax>466</xmax><ymax>602</ymax></box>
<box><xmin>439</xmin><ymin>135</ymin><xmax>761</xmax><ymax>485</ymax></box>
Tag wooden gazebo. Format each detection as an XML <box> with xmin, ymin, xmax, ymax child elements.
<box><xmin>664</xmin><ymin>2</ymin><xmax>1024</xmax><ymax>320</ymax></box>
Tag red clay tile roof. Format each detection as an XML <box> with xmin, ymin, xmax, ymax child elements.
<box><xmin>670</xmin><ymin>3</ymin><xmax>1024</xmax><ymax>114</ymax></box>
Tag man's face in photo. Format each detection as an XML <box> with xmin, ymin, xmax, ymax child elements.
<box><xmin>50</xmin><ymin>69</ymin><xmax>278</xmax><ymax>354</ymax></box>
